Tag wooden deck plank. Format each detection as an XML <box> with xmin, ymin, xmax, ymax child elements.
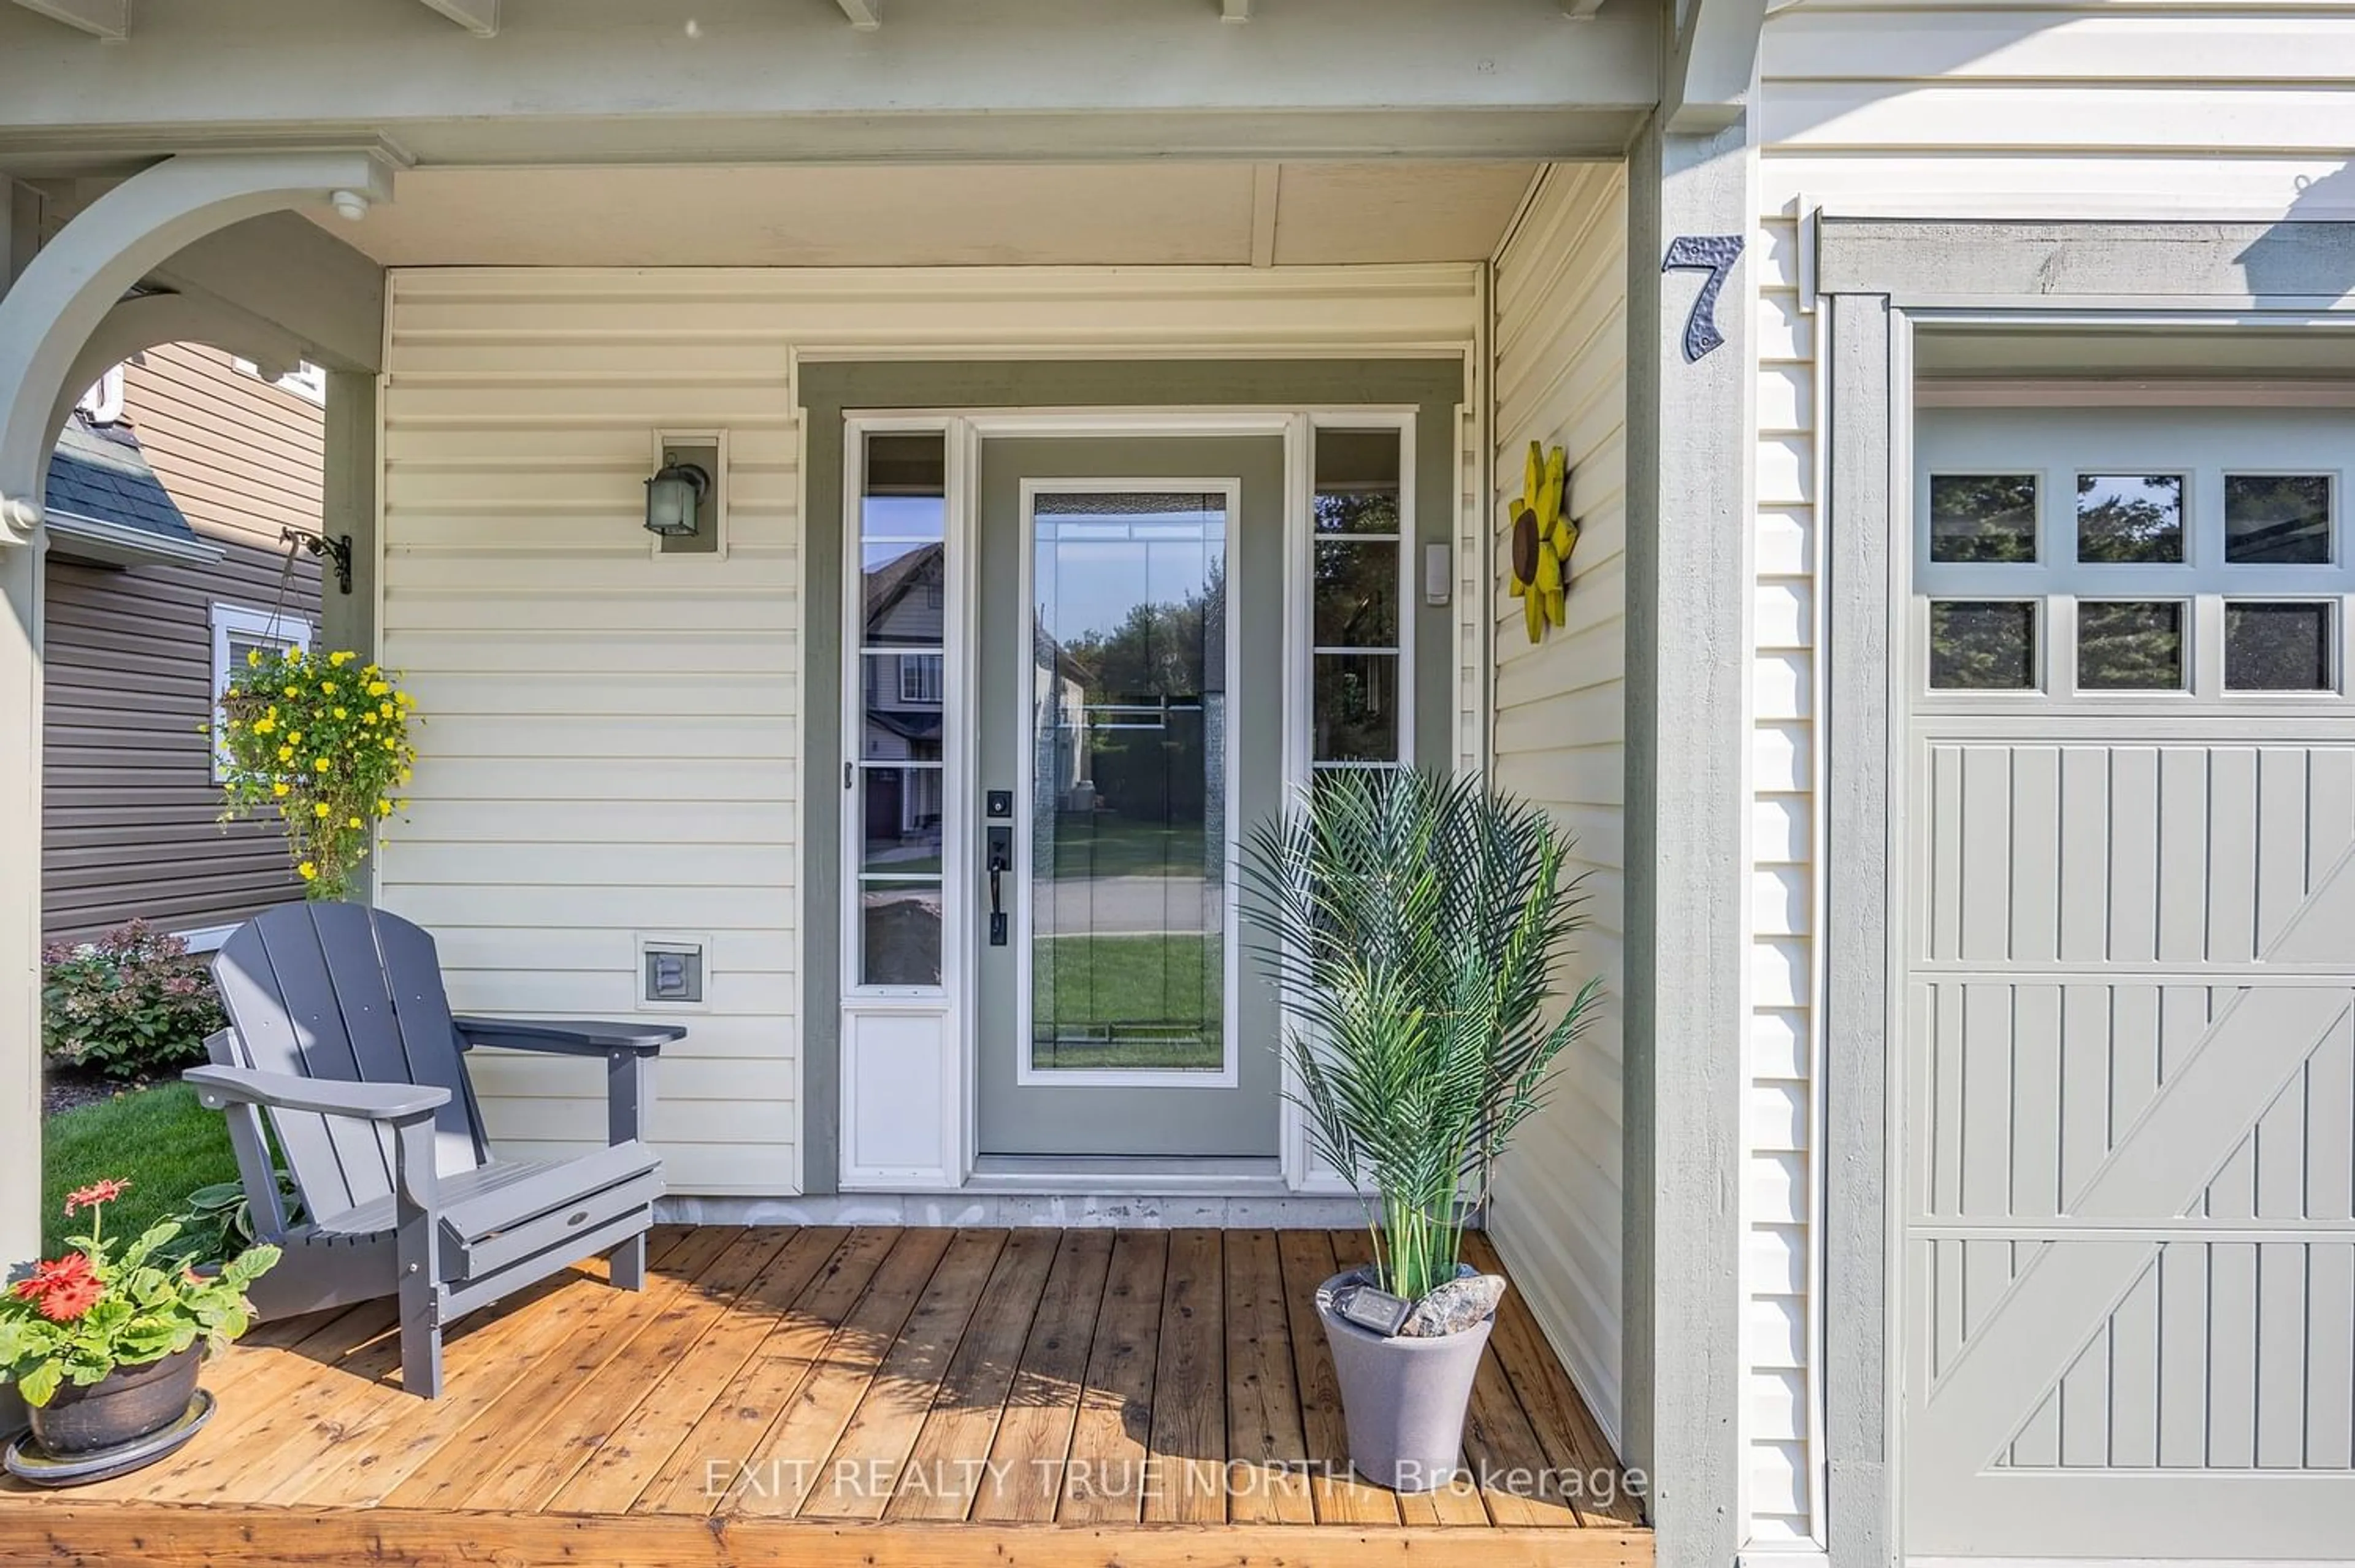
<box><xmin>282</xmin><ymin>1230</ymin><xmax>737</xmax><ymax>1510</ymax></box>
<box><xmin>1277</xmin><ymin>1227</ymin><xmax>1403</xmax><ymax>1526</ymax></box>
<box><xmin>1463</xmin><ymin>1231</ymin><xmax>1645</xmax><ymax>1527</ymax></box>
<box><xmin>884</xmin><ymin>1228</ymin><xmax>1061</xmax><ymax>1523</ymax></box>
<box><xmin>9</xmin><ymin>1505</ymin><xmax>1658</xmax><ymax>1567</ymax></box>
<box><xmin>549</xmin><ymin>1226</ymin><xmax>852</xmax><ymax>1516</ymax></box>
<box><xmin>1328</xmin><ymin>1228</ymin><xmax>1492</xmax><ymax>1528</ymax></box>
<box><xmin>453</xmin><ymin>1226</ymin><xmax>802</xmax><ymax>1512</ymax></box>
<box><xmin>634</xmin><ymin>1226</ymin><xmax>898</xmax><ymax>1516</ymax></box>
<box><xmin>795</xmin><ymin>1229</ymin><xmax>1008</xmax><ymax>1519</ymax></box>
<box><xmin>1224</xmin><ymin>1228</ymin><xmax>1317</xmax><ymax>1524</ymax></box>
<box><xmin>370</xmin><ymin>1228</ymin><xmax>743</xmax><ymax>1511</ymax></box>
<box><xmin>971</xmin><ymin>1228</ymin><xmax>1114</xmax><ymax>1524</ymax></box>
<box><xmin>1143</xmin><ymin>1227</ymin><xmax>1227</xmax><ymax>1524</ymax></box>
<box><xmin>67</xmin><ymin>1298</ymin><xmax>404</xmax><ymax>1504</ymax></box>
<box><xmin>0</xmin><ymin>1225</ymin><xmax>1641</xmax><ymax>1559</ymax></box>
<box><xmin>1057</xmin><ymin>1228</ymin><xmax>1168</xmax><ymax>1524</ymax></box>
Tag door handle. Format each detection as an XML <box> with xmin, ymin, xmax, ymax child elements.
<box><xmin>987</xmin><ymin>825</ymin><xmax>1013</xmax><ymax>947</ymax></box>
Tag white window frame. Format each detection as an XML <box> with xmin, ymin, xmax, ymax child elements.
<box><xmin>210</xmin><ymin>604</ymin><xmax>313</xmax><ymax>779</ymax></box>
<box><xmin>1916</xmin><ymin>411</ymin><xmax>2354</xmax><ymax>708</ymax></box>
<box><xmin>1301</xmin><ymin>413</ymin><xmax>1417</xmax><ymax>774</ymax></box>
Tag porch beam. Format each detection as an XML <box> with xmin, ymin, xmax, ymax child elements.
<box><xmin>416</xmin><ymin>0</ymin><xmax>497</xmax><ymax>37</ymax></box>
<box><xmin>0</xmin><ymin>0</ymin><xmax>1659</xmax><ymax>167</ymax></box>
<box><xmin>832</xmin><ymin>0</ymin><xmax>878</xmax><ymax>30</ymax></box>
<box><xmin>9</xmin><ymin>0</ymin><xmax>124</xmax><ymax>41</ymax></box>
<box><xmin>1662</xmin><ymin>0</ymin><xmax>1765</xmax><ymax>134</ymax></box>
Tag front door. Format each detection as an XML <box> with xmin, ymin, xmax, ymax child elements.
<box><xmin>974</xmin><ymin>437</ymin><xmax>1285</xmax><ymax>1158</ymax></box>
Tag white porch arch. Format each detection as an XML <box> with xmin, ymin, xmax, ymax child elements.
<box><xmin>0</xmin><ymin>146</ymin><xmax>399</xmax><ymax>543</ymax></box>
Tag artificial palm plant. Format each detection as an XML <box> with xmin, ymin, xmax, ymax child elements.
<box><xmin>1243</xmin><ymin>768</ymin><xmax>1603</xmax><ymax>1304</ymax></box>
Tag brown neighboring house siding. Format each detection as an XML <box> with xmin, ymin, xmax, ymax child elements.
<box><xmin>41</xmin><ymin>343</ymin><xmax>325</xmax><ymax>944</ymax></box>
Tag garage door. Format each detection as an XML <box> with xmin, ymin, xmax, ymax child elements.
<box><xmin>1902</xmin><ymin>405</ymin><xmax>2355</xmax><ymax>1559</ymax></box>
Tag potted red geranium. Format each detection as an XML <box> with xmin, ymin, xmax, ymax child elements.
<box><xmin>1</xmin><ymin>1179</ymin><xmax>278</xmax><ymax>1461</ymax></box>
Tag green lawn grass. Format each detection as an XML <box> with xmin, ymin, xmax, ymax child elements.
<box><xmin>40</xmin><ymin>1083</ymin><xmax>239</xmax><ymax>1258</ymax></box>
<box><xmin>1049</xmin><ymin>816</ymin><xmax>1209</xmax><ymax>881</ymax></box>
<box><xmin>1032</xmin><ymin>933</ymin><xmax>1224</xmax><ymax>1071</ymax></box>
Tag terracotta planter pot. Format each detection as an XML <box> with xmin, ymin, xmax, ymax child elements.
<box><xmin>1315</xmin><ymin>1270</ymin><xmax>1495</xmax><ymax>1493</ymax></box>
<box><xmin>26</xmin><ymin>1349</ymin><xmax>200</xmax><ymax>1456</ymax></box>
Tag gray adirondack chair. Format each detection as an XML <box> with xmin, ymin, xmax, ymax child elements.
<box><xmin>182</xmin><ymin>901</ymin><xmax>680</xmax><ymax>1398</ymax></box>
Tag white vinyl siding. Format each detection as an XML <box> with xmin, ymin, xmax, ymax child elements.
<box><xmin>1485</xmin><ymin>163</ymin><xmax>1629</xmax><ymax>1450</ymax></box>
<box><xmin>1750</xmin><ymin>1</ymin><xmax>2355</xmax><ymax>1547</ymax></box>
<box><xmin>377</xmin><ymin>264</ymin><xmax>1479</xmax><ymax>1198</ymax></box>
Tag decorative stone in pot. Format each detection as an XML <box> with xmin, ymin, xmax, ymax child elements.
<box><xmin>1315</xmin><ymin>1268</ymin><xmax>1501</xmax><ymax>1492</ymax></box>
<box><xmin>25</xmin><ymin>1348</ymin><xmax>201</xmax><ymax>1455</ymax></box>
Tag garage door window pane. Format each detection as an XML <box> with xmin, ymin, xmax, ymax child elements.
<box><xmin>2224</xmin><ymin>475</ymin><xmax>2332</xmax><ymax>564</ymax></box>
<box><xmin>1929</xmin><ymin>474</ymin><xmax>2037</xmax><ymax>563</ymax></box>
<box><xmin>2077</xmin><ymin>600</ymin><xmax>2185</xmax><ymax>690</ymax></box>
<box><xmin>2077</xmin><ymin>474</ymin><xmax>2185</xmax><ymax>564</ymax></box>
<box><xmin>2226</xmin><ymin>602</ymin><xmax>2334</xmax><ymax>691</ymax></box>
<box><xmin>1929</xmin><ymin>600</ymin><xmax>2037</xmax><ymax>690</ymax></box>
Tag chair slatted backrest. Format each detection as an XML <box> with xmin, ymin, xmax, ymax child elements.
<box><xmin>210</xmin><ymin>903</ymin><xmax>489</xmax><ymax>1227</ymax></box>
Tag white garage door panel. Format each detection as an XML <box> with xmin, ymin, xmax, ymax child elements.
<box><xmin>1907</xmin><ymin>745</ymin><xmax>2355</xmax><ymax>1555</ymax></box>
<box><xmin>1904</xmin><ymin>406</ymin><xmax>2355</xmax><ymax>1561</ymax></box>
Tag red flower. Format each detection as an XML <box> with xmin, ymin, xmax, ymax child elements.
<box><xmin>12</xmin><ymin>1252</ymin><xmax>103</xmax><ymax>1321</ymax></box>
<box><xmin>63</xmin><ymin>1177</ymin><xmax>129</xmax><ymax>1217</ymax></box>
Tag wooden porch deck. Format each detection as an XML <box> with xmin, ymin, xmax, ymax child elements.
<box><xmin>0</xmin><ymin>1225</ymin><xmax>1648</xmax><ymax>1567</ymax></box>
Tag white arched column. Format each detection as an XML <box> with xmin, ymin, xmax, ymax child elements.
<box><xmin>0</xmin><ymin>147</ymin><xmax>399</xmax><ymax>543</ymax></box>
<box><xmin>0</xmin><ymin>146</ymin><xmax>399</xmax><ymax>1279</ymax></box>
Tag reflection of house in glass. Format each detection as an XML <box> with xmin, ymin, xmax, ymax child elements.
<box><xmin>862</xmin><ymin>539</ymin><xmax>946</xmax><ymax>863</ymax></box>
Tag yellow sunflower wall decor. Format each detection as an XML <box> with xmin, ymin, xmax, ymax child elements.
<box><xmin>1506</xmin><ymin>440</ymin><xmax>1576</xmax><ymax>643</ymax></box>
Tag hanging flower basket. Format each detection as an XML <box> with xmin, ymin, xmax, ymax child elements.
<box><xmin>215</xmin><ymin>648</ymin><xmax>418</xmax><ymax>901</ymax></box>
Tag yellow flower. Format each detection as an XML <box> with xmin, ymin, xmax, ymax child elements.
<box><xmin>272</xmin><ymin>781</ymin><xmax>290</xmax><ymax>798</ymax></box>
<box><xmin>246</xmin><ymin>648</ymin><xmax>262</xmax><ymax>668</ymax></box>
<box><xmin>283</xmin><ymin>685</ymin><xmax>299</xmax><ymax>697</ymax></box>
<box><xmin>329</xmin><ymin>651</ymin><xmax>353</xmax><ymax>668</ymax></box>
<box><xmin>347</xmin><ymin>815</ymin><xmax>364</xmax><ymax>829</ymax></box>
<box><xmin>332</xmin><ymin>706</ymin><xmax>347</xmax><ymax>719</ymax></box>
<box><xmin>287</xmin><ymin>647</ymin><xmax>304</xmax><ymax>664</ymax></box>
<box><xmin>252</xmin><ymin>716</ymin><xmax>275</xmax><ymax>735</ymax></box>
<box><xmin>322</xmin><ymin>681</ymin><xmax>337</xmax><ymax>695</ymax></box>
<box><xmin>313</xmin><ymin>801</ymin><xmax>331</xmax><ymax>819</ymax></box>
<box><xmin>297</xmin><ymin>861</ymin><xmax>318</xmax><ymax>881</ymax></box>
<box><xmin>277</xmin><ymin>744</ymin><xmax>294</xmax><ymax>762</ymax></box>
<box><xmin>396</xmin><ymin>692</ymin><xmax>415</xmax><ymax>709</ymax></box>
<box><xmin>366</xmin><ymin>681</ymin><xmax>389</xmax><ymax>698</ymax></box>
<box><xmin>397</xmin><ymin>768</ymin><xmax>413</xmax><ymax>785</ymax></box>
<box><xmin>379</xmin><ymin>702</ymin><xmax>395</xmax><ymax>718</ymax></box>
<box><xmin>314</xmin><ymin>758</ymin><xmax>331</xmax><ymax>773</ymax></box>
<box><xmin>377</xmin><ymin>798</ymin><xmax>393</xmax><ymax>816</ymax></box>
<box><xmin>361</xmin><ymin>713</ymin><xmax>377</xmax><ymax>727</ymax></box>
<box><xmin>287</xmin><ymin>732</ymin><xmax>302</xmax><ymax>746</ymax></box>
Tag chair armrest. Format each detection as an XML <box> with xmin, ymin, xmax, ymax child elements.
<box><xmin>453</xmin><ymin>1016</ymin><xmax>683</xmax><ymax>1057</ymax></box>
<box><xmin>185</xmin><ymin>1064</ymin><xmax>451</xmax><ymax>1122</ymax></box>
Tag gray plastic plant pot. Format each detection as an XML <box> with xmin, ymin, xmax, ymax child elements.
<box><xmin>1315</xmin><ymin>1269</ymin><xmax>1495</xmax><ymax>1493</ymax></box>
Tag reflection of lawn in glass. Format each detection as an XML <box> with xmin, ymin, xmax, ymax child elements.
<box><xmin>1032</xmin><ymin>933</ymin><xmax>1224</xmax><ymax>1071</ymax></box>
<box><xmin>1049</xmin><ymin>816</ymin><xmax>1210</xmax><ymax>881</ymax></box>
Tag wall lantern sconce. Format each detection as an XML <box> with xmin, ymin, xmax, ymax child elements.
<box><xmin>643</xmin><ymin>459</ymin><xmax>709</xmax><ymax>538</ymax></box>
<box><xmin>645</xmin><ymin>433</ymin><xmax>726</xmax><ymax>557</ymax></box>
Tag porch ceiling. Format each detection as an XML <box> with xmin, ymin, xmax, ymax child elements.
<box><xmin>304</xmin><ymin>161</ymin><xmax>1543</xmax><ymax>269</ymax></box>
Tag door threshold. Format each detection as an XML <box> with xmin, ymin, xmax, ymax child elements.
<box><xmin>965</xmin><ymin>1154</ymin><xmax>1290</xmax><ymax>1195</ymax></box>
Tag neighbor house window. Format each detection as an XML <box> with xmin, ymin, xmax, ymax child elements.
<box><xmin>898</xmin><ymin>652</ymin><xmax>944</xmax><ymax>705</ymax></box>
<box><xmin>231</xmin><ymin>357</ymin><xmax>327</xmax><ymax>407</ymax></box>
<box><xmin>210</xmin><ymin>604</ymin><xmax>312</xmax><ymax>779</ymax></box>
<box><xmin>1310</xmin><ymin>426</ymin><xmax>1409</xmax><ymax>766</ymax></box>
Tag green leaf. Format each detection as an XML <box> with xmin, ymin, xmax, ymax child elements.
<box><xmin>17</xmin><ymin>1358</ymin><xmax>61</xmax><ymax>1407</ymax></box>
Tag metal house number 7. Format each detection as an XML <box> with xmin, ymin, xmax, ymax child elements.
<box><xmin>1662</xmin><ymin>235</ymin><xmax>1744</xmax><ymax>362</ymax></box>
